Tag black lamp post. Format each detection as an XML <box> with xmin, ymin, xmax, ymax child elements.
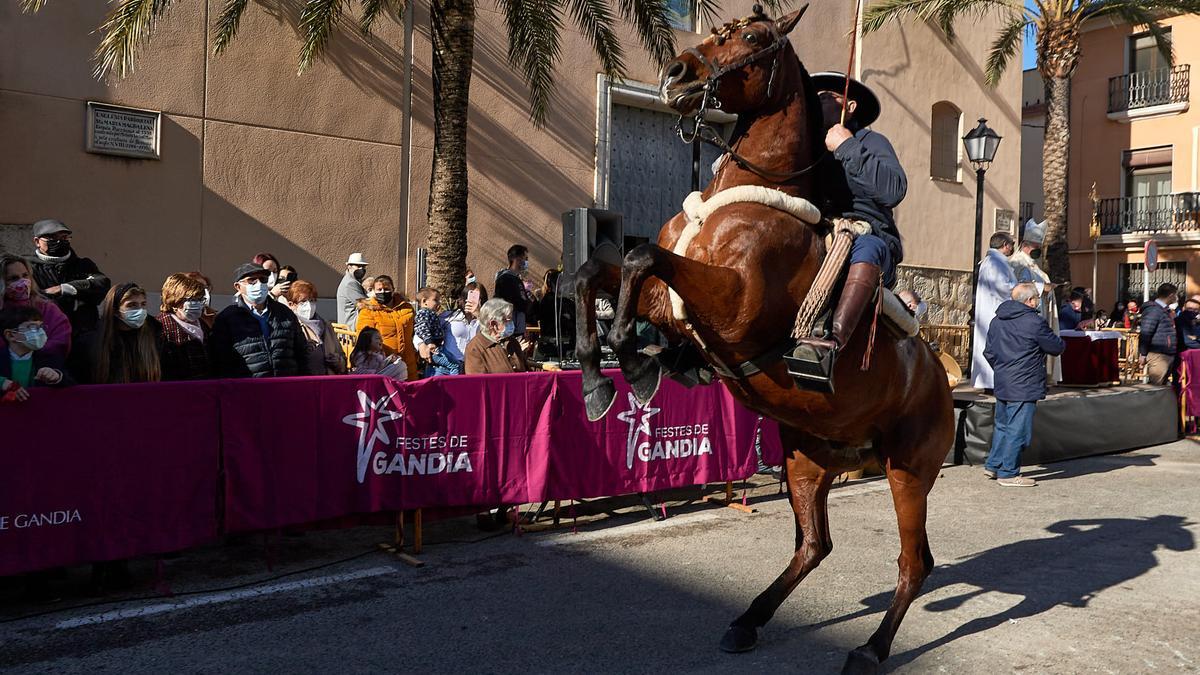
<box><xmin>962</xmin><ymin>117</ymin><xmax>1002</xmax><ymax>377</ymax></box>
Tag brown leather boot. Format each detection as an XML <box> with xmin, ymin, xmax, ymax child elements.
<box><xmin>785</xmin><ymin>262</ymin><xmax>881</xmax><ymax>391</ymax></box>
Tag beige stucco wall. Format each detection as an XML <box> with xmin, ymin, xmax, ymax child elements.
<box><xmin>1068</xmin><ymin>14</ymin><xmax>1200</xmax><ymax>305</ymax></box>
<box><xmin>1</xmin><ymin>0</ymin><xmax>1020</xmax><ymax>304</ymax></box>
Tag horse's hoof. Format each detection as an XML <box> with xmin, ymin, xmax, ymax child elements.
<box><xmin>628</xmin><ymin>359</ymin><xmax>663</xmax><ymax>405</ymax></box>
<box><xmin>584</xmin><ymin>378</ymin><xmax>617</xmax><ymax>421</ymax></box>
<box><xmin>840</xmin><ymin>646</ymin><xmax>881</xmax><ymax>675</ymax></box>
<box><xmin>718</xmin><ymin>624</ymin><xmax>758</xmax><ymax>653</ymax></box>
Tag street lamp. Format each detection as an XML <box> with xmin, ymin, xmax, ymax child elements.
<box><xmin>963</xmin><ymin>117</ymin><xmax>1002</xmax><ymax>377</ymax></box>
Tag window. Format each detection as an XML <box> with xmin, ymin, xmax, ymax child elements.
<box><xmin>667</xmin><ymin>0</ymin><xmax>697</xmax><ymax>31</ymax></box>
<box><xmin>1121</xmin><ymin>146</ymin><xmax>1173</xmax><ymax>230</ymax></box>
<box><xmin>1118</xmin><ymin>261</ymin><xmax>1186</xmax><ymax>302</ymax></box>
<box><xmin>929</xmin><ymin>101</ymin><xmax>962</xmax><ymax>181</ymax></box>
<box><xmin>1129</xmin><ymin>29</ymin><xmax>1172</xmax><ymax>74</ymax></box>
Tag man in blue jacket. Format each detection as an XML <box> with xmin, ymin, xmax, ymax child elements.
<box><xmin>790</xmin><ymin>72</ymin><xmax>907</xmax><ymax>387</ymax></box>
<box><xmin>983</xmin><ymin>283</ymin><xmax>1066</xmax><ymax>487</ymax></box>
<box><xmin>1139</xmin><ymin>282</ymin><xmax>1179</xmax><ymax>385</ymax></box>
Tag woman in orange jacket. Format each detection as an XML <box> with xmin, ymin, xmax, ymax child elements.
<box><xmin>355</xmin><ymin>275</ymin><xmax>418</xmax><ymax>380</ymax></box>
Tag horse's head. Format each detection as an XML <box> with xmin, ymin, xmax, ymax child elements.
<box><xmin>659</xmin><ymin>4</ymin><xmax>808</xmax><ymax>116</ymax></box>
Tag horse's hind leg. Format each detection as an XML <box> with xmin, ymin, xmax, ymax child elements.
<box><xmin>609</xmin><ymin>243</ymin><xmax>741</xmax><ymax>404</ymax></box>
<box><xmin>575</xmin><ymin>257</ymin><xmax>621</xmax><ymax>421</ymax></box>
<box><xmin>721</xmin><ymin>435</ymin><xmax>836</xmax><ymax>652</ymax></box>
<box><xmin>842</xmin><ymin>436</ymin><xmax>941</xmax><ymax>674</ymax></box>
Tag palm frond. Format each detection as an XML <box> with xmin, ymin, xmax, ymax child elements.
<box><xmin>500</xmin><ymin>0</ymin><xmax>565</xmax><ymax>125</ymax></box>
<box><xmin>360</xmin><ymin>0</ymin><xmax>405</xmax><ymax>34</ymax></box>
<box><xmin>616</xmin><ymin>0</ymin><xmax>676</xmax><ymax>67</ymax></box>
<box><xmin>985</xmin><ymin>14</ymin><xmax>1030</xmax><ymax>85</ymax></box>
<box><xmin>298</xmin><ymin>0</ymin><xmax>349</xmax><ymax>74</ymax></box>
<box><xmin>93</xmin><ymin>0</ymin><xmax>178</xmax><ymax>79</ymax></box>
<box><xmin>19</xmin><ymin>0</ymin><xmax>51</xmax><ymax>12</ymax></box>
<box><xmin>862</xmin><ymin>0</ymin><xmax>1022</xmax><ymax>37</ymax></box>
<box><xmin>1081</xmin><ymin>0</ymin><xmax>1200</xmax><ymax>19</ymax></box>
<box><xmin>565</xmin><ymin>0</ymin><xmax>626</xmax><ymax>79</ymax></box>
<box><xmin>212</xmin><ymin>0</ymin><xmax>250</xmax><ymax>54</ymax></box>
<box><xmin>1116</xmin><ymin>6</ymin><xmax>1173</xmax><ymax>65</ymax></box>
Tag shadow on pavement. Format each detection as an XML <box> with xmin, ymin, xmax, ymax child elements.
<box><xmin>1022</xmin><ymin>453</ymin><xmax>1159</xmax><ymax>482</ymax></box>
<box><xmin>809</xmin><ymin>515</ymin><xmax>1195</xmax><ymax>669</ymax></box>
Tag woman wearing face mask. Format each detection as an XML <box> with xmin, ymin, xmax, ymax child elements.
<box><xmin>1</xmin><ymin>254</ymin><xmax>73</xmax><ymax>364</ymax></box>
<box><xmin>464</xmin><ymin>299</ymin><xmax>530</xmax><ymax>374</ymax></box>
<box><xmin>182</xmin><ymin>271</ymin><xmax>218</xmax><ymax>330</ymax></box>
<box><xmin>355</xmin><ymin>275</ymin><xmax>418</xmax><ymax>380</ymax></box>
<box><xmin>285</xmin><ymin>280</ymin><xmax>347</xmax><ymax>375</ymax></box>
<box><xmin>156</xmin><ymin>274</ymin><xmax>211</xmax><ymax>381</ymax></box>
<box><xmin>70</xmin><ymin>283</ymin><xmax>162</xmax><ymax>384</ymax></box>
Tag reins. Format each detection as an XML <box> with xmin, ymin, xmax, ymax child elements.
<box><xmin>672</xmin><ymin>19</ymin><xmax>827</xmax><ymax>184</ymax></box>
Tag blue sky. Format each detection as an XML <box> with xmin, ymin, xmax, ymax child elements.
<box><xmin>1022</xmin><ymin>0</ymin><xmax>1037</xmax><ymax>70</ymax></box>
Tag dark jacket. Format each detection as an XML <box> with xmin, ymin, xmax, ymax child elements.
<box><xmin>157</xmin><ymin>312</ymin><xmax>211</xmax><ymax>380</ymax></box>
<box><xmin>67</xmin><ymin>318</ymin><xmax>163</xmax><ymax>384</ymax></box>
<box><xmin>1139</xmin><ymin>301</ymin><xmax>1177</xmax><ymax>356</ymax></box>
<box><xmin>27</xmin><ymin>251</ymin><xmax>111</xmax><ymax>335</ymax></box>
<box><xmin>209</xmin><ymin>298</ymin><xmax>310</xmax><ymax>378</ymax></box>
<box><xmin>1177</xmin><ymin>309</ymin><xmax>1200</xmax><ymax>351</ymax></box>
<box><xmin>984</xmin><ymin>300</ymin><xmax>1066</xmax><ymax>402</ymax></box>
<box><xmin>823</xmin><ymin>127</ymin><xmax>907</xmax><ymax>266</ymax></box>
<box><xmin>1059</xmin><ymin>303</ymin><xmax>1083</xmax><ymax>331</ymax></box>
<box><xmin>494</xmin><ymin>270</ymin><xmax>531</xmax><ymax>319</ymax></box>
<box><xmin>0</xmin><ymin>349</ymin><xmax>72</xmax><ymax>387</ymax></box>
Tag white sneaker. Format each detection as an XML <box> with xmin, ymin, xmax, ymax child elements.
<box><xmin>997</xmin><ymin>476</ymin><xmax>1037</xmax><ymax>487</ymax></box>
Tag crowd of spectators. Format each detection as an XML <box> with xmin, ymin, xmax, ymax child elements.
<box><xmin>1</xmin><ymin>220</ymin><xmax>579</xmax><ymax>401</ymax></box>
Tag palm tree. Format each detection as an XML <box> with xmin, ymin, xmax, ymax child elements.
<box><xmin>862</xmin><ymin>0</ymin><xmax>1200</xmax><ymax>287</ymax></box>
<box><xmin>18</xmin><ymin>0</ymin><xmax>769</xmax><ymax>294</ymax></box>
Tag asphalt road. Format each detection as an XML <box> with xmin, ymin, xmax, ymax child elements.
<box><xmin>2</xmin><ymin>441</ymin><xmax>1198</xmax><ymax>674</ymax></box>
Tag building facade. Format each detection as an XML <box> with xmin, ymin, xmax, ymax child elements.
<box><xmin>0</xmin><ymin>2</ymin><xmax>1019</xmax><ymax>319</ymax></box>
<box><xmin>1068</xmin><ymin>14</ymin><xmax>1199</xmax><ymax>311</ymax></box>
<box><xmin>1020</xmin><ymin>68</ymin><xmax>1046</xmax><ymax>226</ymax></box>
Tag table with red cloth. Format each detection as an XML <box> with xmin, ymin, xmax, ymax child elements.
<box><xmin>1059</xmin><ymin>330</ymin><xmax>1121</xmax><ymax>386</ymax></box>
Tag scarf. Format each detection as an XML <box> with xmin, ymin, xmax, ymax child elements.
<box><xmin>170</xmin><ymin>313</ymin><xmax>206</xmax><ymax>343</ymax></box>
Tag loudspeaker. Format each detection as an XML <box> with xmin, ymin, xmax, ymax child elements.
<box><xmin>562</xmin><ymin>208</ymin><xmax>623</xmax><ymax>274</ymax></box>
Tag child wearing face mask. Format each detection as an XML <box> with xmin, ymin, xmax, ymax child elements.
<box><xmin>157</xmin><ymin>273</ymin><xmax>212</xmax><ymax>381</ymax></box>
<box><xmin>1</xmin><ymin>306</ymin><xmax>72</xmax><ymax>402</ymax></box>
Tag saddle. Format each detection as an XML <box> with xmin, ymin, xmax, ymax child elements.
<box><xmin>656</xmin><ymin>190</ymin><xmax>919</xmax><ymax>388</ymax></box>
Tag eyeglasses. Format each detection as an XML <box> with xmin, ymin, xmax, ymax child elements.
<box><xmin>39</xmin><ymin>234</ymin><xmax>72</xmax><ymax>241</ymax></box>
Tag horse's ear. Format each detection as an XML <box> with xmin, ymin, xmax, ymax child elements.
<box><xmin>776</xmin><ymin>4</ymin><xmax>809</xmax><ymax>35</ymax></box>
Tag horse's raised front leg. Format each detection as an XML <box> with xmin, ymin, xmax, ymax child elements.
<box><xmin>608</xmin><ymin>243</ymin><xmax>742</xmax><ymax>404</ymax></box>
<box><xmin>721</xmin><ymin>431</ymin><xmax>836</xmax><ymax>653</ymax></box>
<box><xmin>575</xmin><ymin>257</ymin><xmax>622</xmax><ymax>421</ymax></box>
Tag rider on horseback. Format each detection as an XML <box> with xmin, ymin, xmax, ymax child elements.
<box><xmin>789</xmin><ymin>71</ymin><xmax>907</xmax><ymax>386</ymax></box>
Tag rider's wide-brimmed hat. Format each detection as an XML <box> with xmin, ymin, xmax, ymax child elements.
<box><xmin>810</xmin><ymin>71</ymin><xmax>881</xmax><ymax>128</ymax></box>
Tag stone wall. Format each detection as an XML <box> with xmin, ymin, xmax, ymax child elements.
<box><xmin>896</xmin><ymin>264</ymin><xmax>973</xmax><ymax>325</ymax></box>
<box><xmin>1</xmin><ymin>223</ymin><xmax>30</xmax><ymax>258</ymax></box>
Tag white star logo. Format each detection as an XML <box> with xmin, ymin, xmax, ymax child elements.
<box><xmin>342</xmin><ymin>390</ymin><xmax>403</xmax><ymax>483</ymax></box>
<box><xmin>615</xmin><ymin>393</ymin><xmax>661</xmax><ymax>469</ymax></box>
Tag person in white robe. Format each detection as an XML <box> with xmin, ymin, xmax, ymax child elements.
<box><xmin>1009</xmin><ymin>219</ymin><xmax>1062</xmax><ymax>385</ymax></box>
<box><xmin>972</xmin><ymin>232</ymin><xmax>1017</xmax><ymax>389</ymax></box>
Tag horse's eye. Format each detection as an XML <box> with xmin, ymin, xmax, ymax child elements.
<box><xmin>743</xmin><ymin>31</ymin><xmax>758</xmax><ymax>44</ymax></box>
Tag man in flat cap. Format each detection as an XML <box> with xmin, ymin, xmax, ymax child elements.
<box><xmin>790</xmin><ymin>72</ymin><xmax>908</xmax><ymax>386</ymax></box>
<box><xmin>27</xmin><ymin>219</ymin><xmax>111</xmax><ymax>335</ymax></box>
<box><xmin>209</xmin><ymin>262</ymin><xmax>310</xmax><ymax>378</ymax></box>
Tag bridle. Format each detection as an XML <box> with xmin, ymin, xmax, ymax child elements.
<box><xmin>672</xmin><ymin>18</ymin><xmax>827</xmax><ymax>183</ymax></box>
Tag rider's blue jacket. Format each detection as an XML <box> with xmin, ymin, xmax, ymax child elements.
<box><xmin>825</xmin><ymin>126</ymin><xmax>907</xmax><ymax>267</ymax></box>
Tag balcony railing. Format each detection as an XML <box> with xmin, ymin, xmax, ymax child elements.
<box><xmin>1096</xmin><ymin>192</ymin><xmax>1200</xmax><ymax>235</ymax></box>
<box><xmin>1107</xmin><ymin>65</ymin><xmax>1190</xmax><ymax>114</ymax></box>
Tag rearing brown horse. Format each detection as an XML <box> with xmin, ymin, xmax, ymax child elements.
<box><xmin>574</xmin><ymin>7</ymin><xmax>954</xmax><ymax>673</ymax></box>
